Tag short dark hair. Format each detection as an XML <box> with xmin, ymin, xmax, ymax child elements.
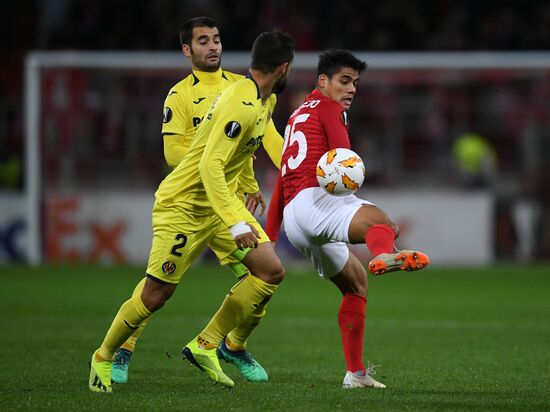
<box><xmin>317</xmin><ymin>49</ymin><xmax>367</xmax><ymax>78</ymax></box>
<box><xmin>251</xmin><ymin>31</ymin><xmax>295</xmax><ymax>73</ymax></box>
<box><xmin>179</xmin><ymin>17</ymin><xmax>218</xmax><ymax>45</ymax></box>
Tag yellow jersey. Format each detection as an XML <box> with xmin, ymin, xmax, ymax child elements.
<box><xmin>161</xmin><ymin>68</ymin><xmax>283</xmax><ymax>193</ymax></box>
<box><xmin>155</xmin><ymin>77</ymin><xmax>277</xmax><ymax>228</ymax></box>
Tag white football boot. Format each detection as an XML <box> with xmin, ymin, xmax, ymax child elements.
<box><xmin>342</xmin><ymin>363</ymin><xmax>386</xmax><ymax>389</ymax></box>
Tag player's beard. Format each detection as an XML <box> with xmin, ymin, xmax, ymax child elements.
<box><xmin>272</xmin><ymin>72</ymin><xmax>289</xmax><ymax>95</ymax></box>
<box><xmin>191</xmin><ymin>49</ymin><xmax>221</xmax><ymax>72</ymax></box>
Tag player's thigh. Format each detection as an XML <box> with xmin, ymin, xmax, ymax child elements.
<box><xmin>283</xmin><ymin>190</ymin><xmax>355</xmax><ymax>279</ymax></box>
<box><xmin>284</xmin><ymin>207</ymin><xmax>347</xmax><ymax>278</ymax></box>
<box><xmin>286</xmin><ymin>235</ymin><xmax>350</xmax><ymax>279</ymax></box>
<box><xmin>297</xmin><ymin>241</ymin><xmax>349</xmax><ymax>279</ymax></box>
<box><xmin>284</xmin><ymin>187</ymin><xmax>369</xmax><ymax>242</ymax></box>
<box><xmin>348</xmin><ymin>204</ymin><xmax>397</xmax><ymax>243</ymax></box>
<box><xmin>146</xmin><ymin>213</ymin><xmax>217</xmax><ymax>284</ymax></box>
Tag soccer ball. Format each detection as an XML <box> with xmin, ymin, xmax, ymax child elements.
<box><xmin>316</xmin><ymin>148</ymin><xmax>365</xmax><ymax>196</ymax></box>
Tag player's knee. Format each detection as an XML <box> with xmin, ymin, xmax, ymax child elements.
<box><xmin>140</xmin><ymin>282</ymin><xmax>176</xmax><ymax>312</ymax></box>
<box><xmin>273</xmin><ymin>263</ymin><xmax>285</xmax><ymax>284</ymax></box>
<box><xmin>257</xmin><ymin>261</ymin><xmax>285</xmax><ymax>285</ymax></box>
<box><xmin>335</xmin><ymin>277</ymin><xmax>368</xmax><ymax>297</ymax></box>
<box><xmin>243</xmin><ymin>245</ymin><xmax>285</xmax><ymax>284</ymax></box>
<box><xmin>265</xmin><ymin>262</ymin><xmax>285</xmax><ymax>284</ymax></box>
<box><xmin>141</xmin><ymin>292</ymin><xmax>167</xmax><ymax>312</ymax></box>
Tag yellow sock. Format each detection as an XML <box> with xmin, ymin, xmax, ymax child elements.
<box><xmin>120</xmin><ymin>278</ymin><xmax>150</xmax><ymax>352</ymax></box>
<box><xmin>120</xmin><ymin>320</ymin><xmax>148</xmax><ymax>352</ymax></box>
<box><xmin>98</xmin><ymin>291</ymin><xmax>151</xmax><ymax>360</ymax></box>
<box><xmin>226</xmin><ymin>299</ymin><xmax>269</xmax><ymax>351</ymax></box>
<box><xmin>131</xmin><ymin>278</ymin><xmax>146</xmax><ymax>300</ymax></box>
<box><xmin>199</xmin><ymin>275</ymin><xmax>277</xmax><ymax>347</ymax></box>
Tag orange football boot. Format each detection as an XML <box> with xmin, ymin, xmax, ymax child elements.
<box><xmin>368</xmin><ymin>250</ymin><xmax>430</xmax><ymax>276</ymax></box>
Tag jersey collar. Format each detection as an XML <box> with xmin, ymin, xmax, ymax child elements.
<box><xmin>192</xmin><ymin>68</ymin><xmax>225</xmax><ymax>85</ymax></box>
<box><xmin>310</xmin><ymin>88</ymin><xmax>327</xmax><ymax>100</ymax></box>
<box><xmin>246</xmin><ymin>73</ymin><xmax>262</xmax><ymax>100</ymax></box>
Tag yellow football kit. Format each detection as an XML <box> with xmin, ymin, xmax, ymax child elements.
<box><xmin>160</xmin><ymin>68</ymin><xmax>282</xmax><ymax>271</ymax></box>
<box><xmin>147</xmin><ymin>77</ymin><xmax>277</xmax><ymax>284</ymax></box>
<box><xmin>162</xmin><ymin>69</ymin><xmax>242</xmax><ymax>167</ymax></box>
<box><xmin>161</xmin><ymin>68</ymin><xmax>282</xmax><ymax>174</ymax></box>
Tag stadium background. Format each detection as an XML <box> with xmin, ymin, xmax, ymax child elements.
<box><xmin>1</xmin><ymin>2</ymin><xmax>550</xmax><ymax>411</ymax></box>
<box><xmin>2</xmin><ymin>0</ymin><xmax>550</xmax><ymax>265</ymax></box>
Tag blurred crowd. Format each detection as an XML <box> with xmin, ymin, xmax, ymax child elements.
<box><xmin>1</xmin><ymin>0</ymin><xmax>550</xmax><ymax>259</ymax></box>
<box><xmin>3</xmin><ymin>1</ymin><xmax>550</xmax><ymax>173</ymax></box>
<box><xmin>5</xmin><ymin>0</ymin><xmax>550</xmax><ymax>51</ymax></box>
<box><xmin>2</xmin><ymin>0</ymin><xmax>550</xmax><ymax>188</ymax></box>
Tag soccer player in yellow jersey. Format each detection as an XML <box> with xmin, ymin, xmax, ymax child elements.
<box><xmin>88</xmin><ymin>30</ymin><xmax>295</xmax><ymax>393</ymax></box>
<box><xmin>111</xmin><ymin>17</ymin><xmax>284</xmax><ymax>385</ymax></box>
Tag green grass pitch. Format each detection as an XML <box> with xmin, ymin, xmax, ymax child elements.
<box><xmin>1</xmin><ymin>263</ymin><xmax>549</xmax><ymax>411</ymax></box>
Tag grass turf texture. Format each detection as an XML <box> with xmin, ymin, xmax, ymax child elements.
<box><xmin>1</xmin><ymin>264</ymin><xmax>549</xmax><ymax>411</ymax></box>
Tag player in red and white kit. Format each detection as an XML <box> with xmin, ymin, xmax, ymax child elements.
<box><xmin>266</xmin><ymin>49</ymin><xmax>429</xmax><ymax>389</ymax></box>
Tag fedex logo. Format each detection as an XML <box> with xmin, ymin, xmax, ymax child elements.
<box><xmin>46</xmin><ymin>197</ymin><xmax>127</xmax><ymax>263</ymax></box>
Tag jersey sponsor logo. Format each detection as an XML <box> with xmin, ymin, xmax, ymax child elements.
<box><xmin>193</xmin><ymin>116</ymin><xmax>203</xmax><ymax>127</ymax></box>
<box><xmin>163</xmin><ymin>107</ymin><xmax>173</xmax><ymax>123</ymax></box>
<box><xmin>162</xmin><ymin>260</ymin><xmax>176</xmax><ymax>275</ymax></box>
<box><xmin>224</xmin><ymin>121</ymin><xmax>242</xmax><ymax>138</ymax></box>
<box><xmin>193</xmin><ymin>97</ymin><xmax>205</xmax><ymax>104</ymax></box>
<box><xmin>242</xmin><ymin>101</ymin><xmax>254</xmax><ymax>106</ymax></box>
<box><xmin>341</xmin><ymin>111</ymin><xmax>348</xmax><ymax>126</ymax></box>
<box><xmin>243</xmin><ymin>135</ymin><xmax>263</xmax><ymax>153</ymax></box>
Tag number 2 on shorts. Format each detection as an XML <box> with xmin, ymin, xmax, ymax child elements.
<box><xmin>170</xmin><ymin>234</ymin><xmax>187</xmax><ymax>257</ymax></box>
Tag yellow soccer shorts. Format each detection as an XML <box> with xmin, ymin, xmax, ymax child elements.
<box><xmin>209</xmin><ymin>235</ymin><xmax>251</xmax><ymax>278</ymax></box>
<box><xmin>146</xmin><ymin>203</ymin><xmax>269</xmax><ymax>284</ymax></box>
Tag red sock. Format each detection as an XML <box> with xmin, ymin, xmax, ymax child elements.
<box><xmin>338</xmin><ymin>294</ymin><xmax>366</xmax><ymax>373</ymax></box>
<box><xmin>365</xmin><ymin>224</ymin><xmax>396</xmax><ymax>257</ymax></box>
